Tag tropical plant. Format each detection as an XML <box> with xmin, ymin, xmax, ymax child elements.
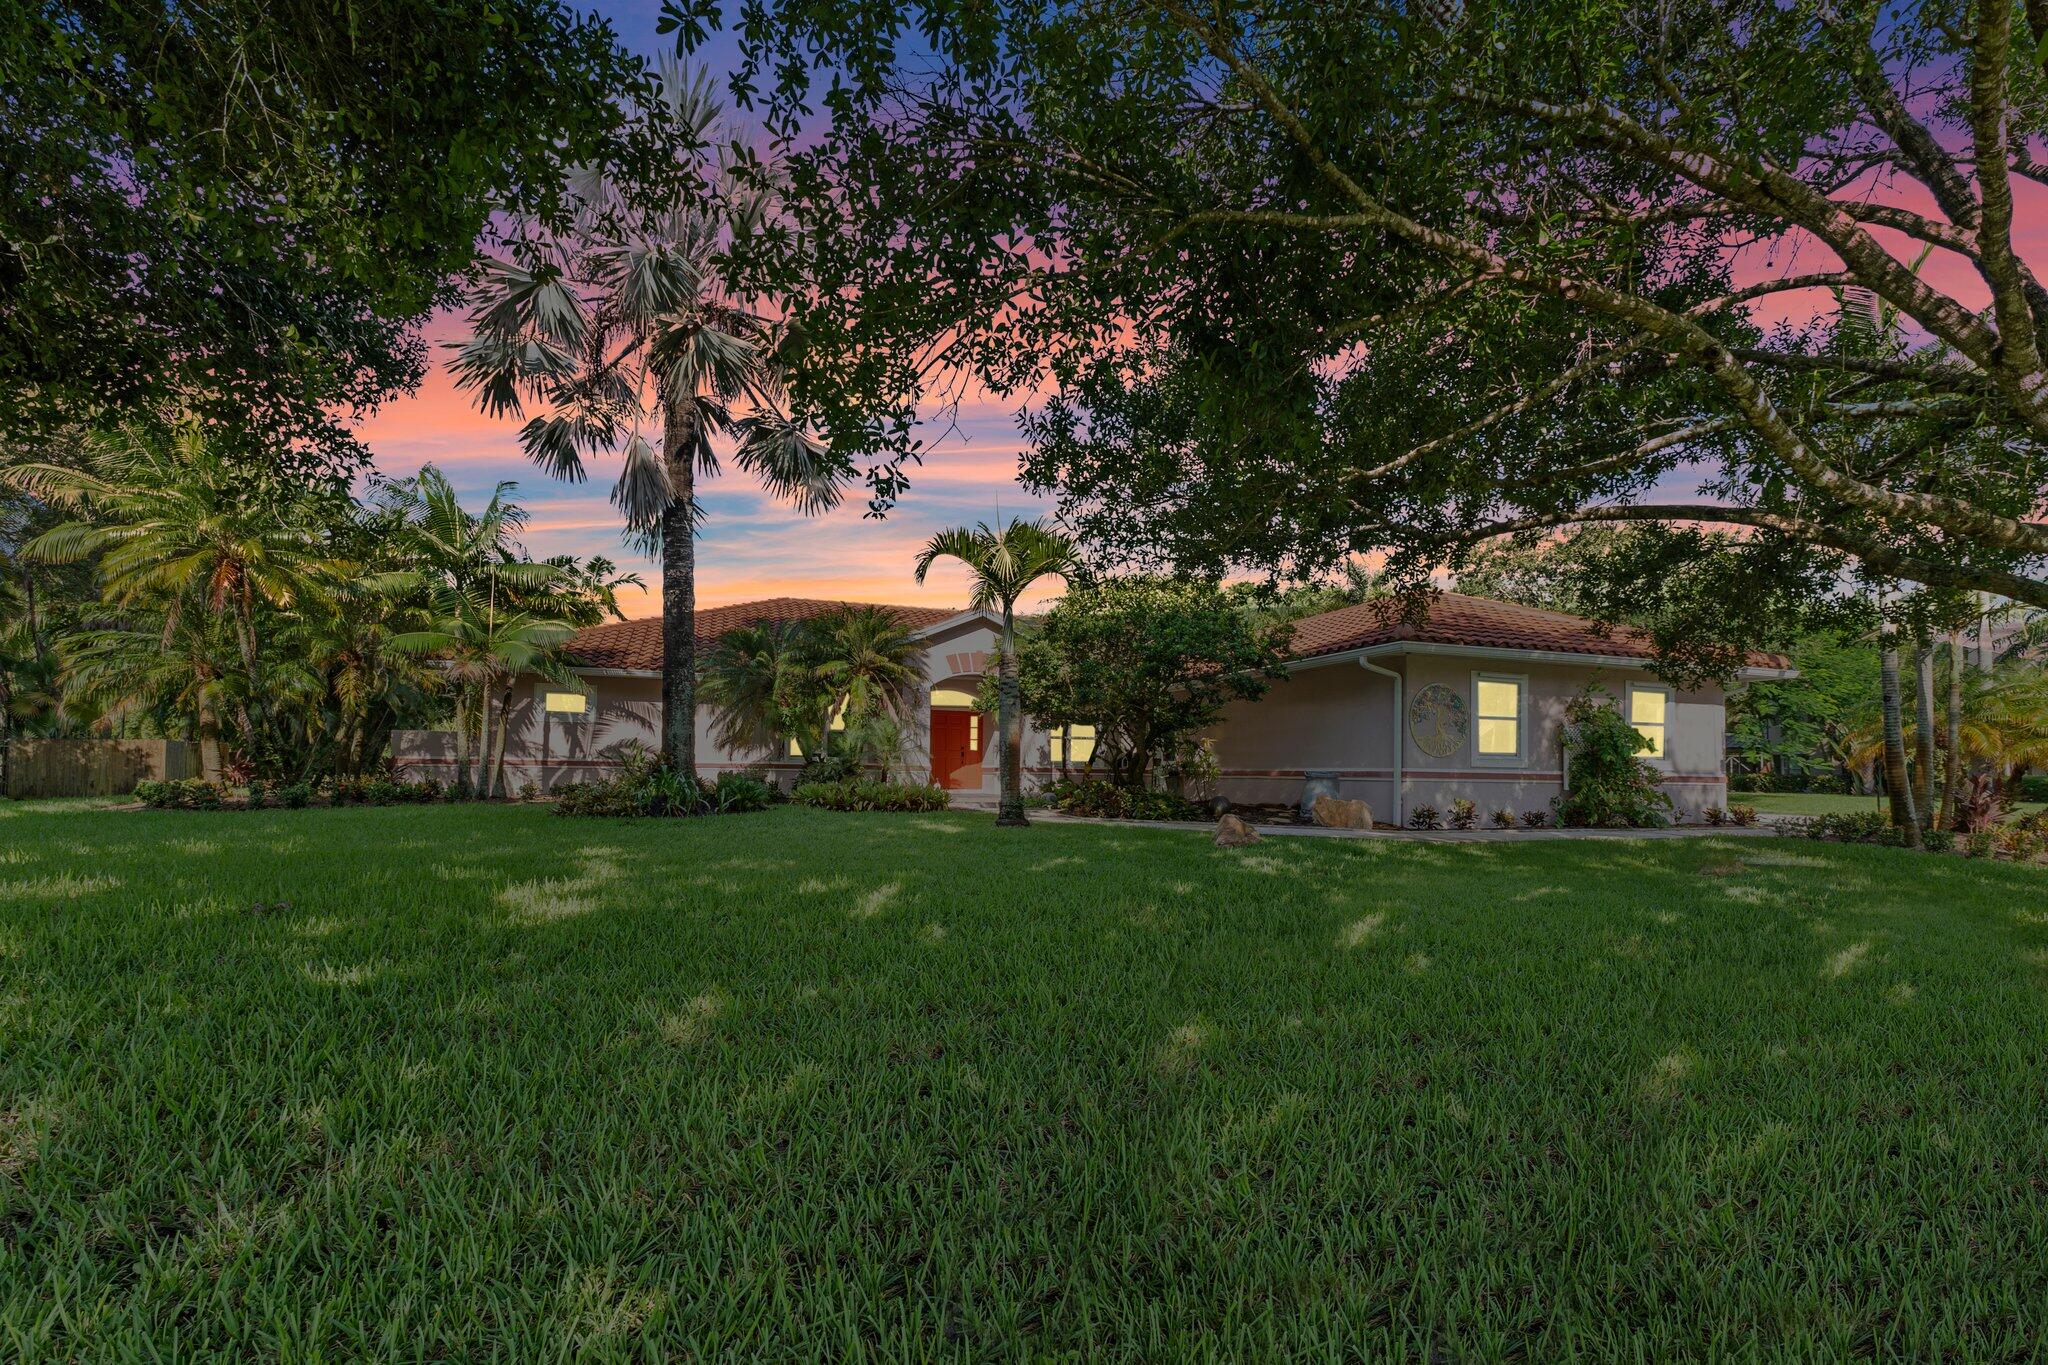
<box><xmin>9</xmin><ymin>426</ymin><xmax>345</xmax><ymax>773</ymax></box>
<box><xmin>699</xmin><ymin>620</ymin><xmax>816</xmax><ymax>760</ymax></box>
<box><xmin>450</xmin><ymin>61</ymin><xmax>845</xmax><ymax>776</ymax></box>
<box><xmin>1556</xmin><ymin>686</ymin><xmax>1672</xmax><ymax>829</ymax></box>
<box><xmin>914</xmin><ymin>519</ymin><xmax>1079</xmax><ymax>826</ymax></box>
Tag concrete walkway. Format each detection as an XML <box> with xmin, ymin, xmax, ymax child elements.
<box><xmin>1026</xmin><ymin>810</ymin><xmax>1783</xmax><ymax>843</ymax></box>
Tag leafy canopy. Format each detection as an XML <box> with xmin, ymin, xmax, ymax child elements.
<box><xmin>1014</xmin><ymin>576</ymin><xmax>1285</xmax><ymax>788</ymax></box>
<box><xmin>695</xmin><ymin>0</ymin><xmax>2048</xmax><ymax>618</ymax></box>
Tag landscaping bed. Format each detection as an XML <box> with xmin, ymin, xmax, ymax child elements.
<box><xmin>2</xmin><ymin>803</ymin><xmax>2044</xmax><ymax>1357</ymax></box>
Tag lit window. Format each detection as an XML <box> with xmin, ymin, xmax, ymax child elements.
<box><xmin>1473</xmin><ymin>675</ymin><xmax>1525</xmax><ymax>762</ymax></box>
<box><xmin>968</xmin><ymin>713</ymin><xmax>980</xmax><ymax>748</ymax></box>
<box><xmin>788</xmin><ymin>737</ymin><xmax>804</xmax><ymax>758</ymax></box>
<box><xmin>1628</xmin><ymin>685</ymin><xmax>1670</xmax><ymax>758</ymax></box>
<box><xmin>543</xmin><ymin>690</ymin><xmax>589</xmax><ymax>717</ymax></box>
<box><xmin>1051</xmin><ymin>724</ymin><xmax>1097</xmax><ymax>764</ymax></box>
<box><xmin>930</xmin><ymin>688</ymin><xmax>978</xmax><ymax>708</ymax></box>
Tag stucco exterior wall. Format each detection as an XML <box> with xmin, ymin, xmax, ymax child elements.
<box><xmin>392</xmin><ymin>611</ymin><xmax>1056</xmax><ymax>798</ymax></box>
<box><xmin>1203</xmin><ymin>651</ymin><xmax>1727</xmax><ymax>822</ymax></box>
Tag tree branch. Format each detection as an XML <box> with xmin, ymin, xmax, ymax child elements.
<box><xmin>1453</xmin><ymin>504</ymin><xmax>2048</xmax><ymax>609</ymax></box>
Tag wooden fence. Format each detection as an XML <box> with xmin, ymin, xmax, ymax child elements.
<box><xmin>3</xmin><ymin>739</ymin><xmax>194</xmax><ymax>798</ymax></box>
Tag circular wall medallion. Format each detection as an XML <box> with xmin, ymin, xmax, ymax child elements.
<box><xmin>1408</xmin><ymin>682</ymin><xmax>1469</xmax><ymax>759</ymax></box>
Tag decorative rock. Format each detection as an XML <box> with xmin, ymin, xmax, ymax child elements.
<box><xmin>1312</xmin><ymin>795</ymin><xmax>1374</xmax><ymax>830</ymax></box>
<box><xmin>1213</xmin><ymin>813</ymin><xmax>1263</xmax><ymax>847</ymax></box>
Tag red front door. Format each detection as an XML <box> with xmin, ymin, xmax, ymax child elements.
<box><xmin>930</xmin><ymin>708</ymin><xmax>984</xmax><ymax>789</ymax></box>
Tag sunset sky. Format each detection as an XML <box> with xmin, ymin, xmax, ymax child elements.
<box><xmin>353</xmin><ymin>2</ymin><xmax>2043</xmax><ymax>622</ymax></box>
<box><xmin>357</xmin><ymin>0</ymin><xmax>1052</xmax><ymax>620</ymax></box>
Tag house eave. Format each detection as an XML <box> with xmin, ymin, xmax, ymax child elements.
<box><xmin>1288</xmin><ymin>641</ymin><xmax>1670</xmax><ymax>673</ymax></box>
<box><xmin>909</xmin><ymin>607</ymin><xmax>1003</xmax><ymax>640</ymax></box>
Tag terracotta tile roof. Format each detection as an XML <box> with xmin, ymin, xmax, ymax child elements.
<box><xmin>1281</xmin><ymin>592</ymin><xmax>1790</xmax><ymax>669</ymax></box>
<box><xmin>564</xmin><ymin>597</ymin><xmax>964</xmax><ymax>672</ymax></box>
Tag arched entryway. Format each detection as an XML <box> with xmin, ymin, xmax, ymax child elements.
<box><xmin>929</xmin><ymin>682</ymin><xmax>985</xmax><ymax>790</ymax></box>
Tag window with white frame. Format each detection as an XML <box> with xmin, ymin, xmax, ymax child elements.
<box><xmin>1472</xmin><ymin>673</ymin><xmax>1527</xmax><ymax>764</ymax></box>
<box><xmin>1627</xmin><ymin>683</ymin><xmax>1672</xmax><ymax>760</ymax></box>
<box><xmin>1050</xmin><ymin>723</ymin><xmax>1096</xmax><ymax>765</ymax></box>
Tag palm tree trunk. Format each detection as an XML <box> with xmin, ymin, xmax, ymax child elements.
<box><xmin>1939</xmin><ymin>631</ymin><xmax>1964</xmax><ymax>830</ymax></box>
<box><xmin>196</xmin><ymin>698</ymin><xmax>223</xmax><ymax>784</ymax></box>
<box><xmin>452</xmin><ymin>690</ymin><xmax>474</xmax><ymax>799</ymax></box>
<box><xmin>473</xmin><ymin>686</ymin><xmax>495</xmax><ymax>798</ymax></box>
<box><xmin>660</xmin><ymin>397</ymin><xmax>698</xmax><ymax>777</ymax></box>
<box><xmin>1912</xmin><ymin>642</ymin><xmax>1936</xmax><ymax>827</ymax></box>
<box><xmin>1879</xmin><ymin>622</ymin><xmax>1921</xmax><ymax>845</ymax></box>
<box><xmin>489</xmin><ymin>684</ymin><xmax>514</xmax><ymax>799</ymax></box>
<box><xmin>996</xmin><ymin>605</ymin><xmax>1027</xmax><ymax>826</ymax></box>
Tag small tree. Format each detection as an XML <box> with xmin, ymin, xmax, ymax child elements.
<box><xmin>1556</xmin><ymin>686</ymin><xmax>1673</xmax><ymax>829</ymax></box>
<box><xmin>915</xmin><ymin>519</ymin><xmax>1078</xmax><ymax>827</ymax></box>
<box><xmin>1018</xmin><ymin>577</ymin><xmax>1284</xmax><ymax>791</ymax></box>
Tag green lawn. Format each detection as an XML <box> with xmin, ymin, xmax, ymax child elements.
<box><xmin>2</xmin><ymin>804</ymin><xmax>2045</xmax><ymax>1357</ymax></box>
<box><xmin>1737</xmin><ymin>790</ymin><xmax>2048</xmax><ymax>818</ymax></box>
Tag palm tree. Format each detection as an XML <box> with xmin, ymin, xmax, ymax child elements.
<box><xmin>390</xmin><ymin>594</ymin><xmax>576</xmax><ymax>799</ymax></box>
<box><xmin>449</xmin><ymin>62</ymin><xmax>845</xmax><ymax>777</ymax></box>
<box><xmin>700</xmin><ymin>620</ymin><xmax>812</xmax><ymax>760</ymax></box>
<box><xmin>915</xmin><ymin>519</ymin><xmax>1078</xmax><ymax>826</ymax></box>
<box><xmin>9</xmin><ymin>426</ymin><xmax>342</xmax><ymax>773</ymax></box>
<box><xmin>808</xmin><ymin>605</ymin><xmax>924</xmax><ymax>751</ymax></box>
<box><xmin>370</xmin><ymin>466</ymin><xmax>568</xmax><ymax>797</ymax></box>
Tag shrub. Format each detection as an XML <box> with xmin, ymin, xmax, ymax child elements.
<box><xmin>1520</xmin><ymin>809</ymin><xmax>1549</xmax><ymax>829</ymax></box>
<box><xmin>555</xmin><ymin>754</ymin><xmax>855</xmax><ymax>819</ymax></box>
<box><xmin>408</xmin><ymin>777</ymin><xmax>445</xmax><ymax>803</ymax></box>
<box><xmin>133</xmin><ymin>779</ymin><xmax>173</xmax><ymax>808</ymax></box>
<box><xmin>1407</xmin><ymin>804</ymin><xmax>1443</xmax><ymax>831</ymax></box>
<box><xmin>790</xmin><ymin>779</ymin><xmax>950</xmax><ymax>813</ymax></box>
<box><xmin>277</xmin><ymin>781</ymin><xmax>315</xmax><ymax>809</ymax></box>
<box><xmin>245</xmin><ymin>779</ymin><xmax>268</xmax><ymax>809</ymax></box>
<box><xmin>1042</xmin><ymin>777</ymin><xmax>1208</xmax><ymax>822</ymax></box>
<box><xmin>364</xmin><ymin>778</ymin><xmax>405</xmax><ymax>806</ymax></box>
<box><xmin>1702</xmin><ymin>805</ymin><xmax>1727</xmax><ymax>827</ymax></box>
<box><xmin>1489</xmin><ymin>808</ymin><xmax>1515</xmax><ymax>830</ymax></box>
<box><xmin>553</xmin><ymin>777</ymin><xmax>644</xmax><ymax>818</ymax></box>
<box><xmin>1995</xmin><ymin>825</ymin><xmax>2046</xmax><ymax>863</ymax></box>
<box><xmin>1922</xmin><ymin>827</ymin><xmax>1955</xmax><ymax>854</ymax></box>
<box><xmin>797</xmin><ymin>754</ymin><xmax>861</xmax><ymax>785</ymax></box>
<box><xmin>1555</xmin><ymin>687</ymin><xmax>1671</xmax><ymax>829</ymax></box>
<box><xmin>712</xmin><ymin>771</ymin><xmax>777</xmax><ymax>813</ymax></box>
<box><xmin>158</xmin><ymin>778</ymin><xmax>223</xmax><ymax>810</ymax></box>
<box><xmin>1727</xmin><ymin>805</ymin><xmax>1758</xmax><ymax>828</ymax></box>
<box><xmin>2019</xmin><ymin>773</ymin><xmax>2048</xmax><ymax>804</ymax></box>
<box><xmin>330</xmin><ymin>776</ymin><xmax>367</xmax><ymax>806</ymax></box>
<box><xmin>1965</xmin><ymin>830</ymin><xmax>1995</xmax><ymax>858</ymax></box>
<box><xmin>1447</xmin><ymin>798</ymin><xmax>1477</xmax><ymax>831</ymax></box>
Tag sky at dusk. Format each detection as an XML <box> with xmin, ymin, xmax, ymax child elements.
<box><xmin>356</xmin><ymin>0</ymin><xmax>1054</xmax><ymax>620</ymax></box>
<box><xmin>352</xmin><ymin>2</ymin><xmax>2048</xmax><ymax>622</ymax></box>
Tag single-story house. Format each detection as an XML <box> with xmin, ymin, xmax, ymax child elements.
<box><xmin>391</xmin><ymin>592</ymin><xmax>1792</xmax><ymax>820</ymax></box>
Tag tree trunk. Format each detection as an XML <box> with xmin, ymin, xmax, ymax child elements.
<box><xmin>660</xmin><ymin>397</ymin><xmax>698</xmax><ymax>777</ymax></box>
<box><xmin>473</xmin><ymin>687</ymin><xmax>495</xmax><ymax>798</ymax></box>
<box><xmin>1938</xmin><ymin>631</ymin><xmax>1964</xmax><ymax>830</ymax></box>
<box><xmin>196</xmin><ymin>697</ymin><xmax>223</xmax><ymax>783</ymax></box>
<box><xmin>452</xmin><ymin>690</ymin><xmax>474</xmax><ymax>799</ymax></box>
<box><xmin>1912</xmin><ymin>642</ymin><xmax>1936</xmax><ymax>828</ymax></box>
<box><xmin>995</xmin><ymin>605</ymin><xmax>1027</xmax><ymax>826</ymax></box>
<box><xmin>1878</xmin><ymin>622</ymin><xmax>1921</xmax><ymax>846</ymax></box>
<box><xmin>489</xmin><ymin>684</ymin><xmax>515</xmax><ymax>799</ymax></box>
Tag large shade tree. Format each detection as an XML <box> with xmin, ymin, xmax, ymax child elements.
<box><xmin>3</xmin><ymin>0</ymin><xmax>656</xmax><ymax>473</ymax></box>
<box><xmin>452</xmin><ymin>63</ymin><xmax>847</xmax><ymax>775</ymax></box>
<box><xmin>700</xmin><ymin>0</ymin><xmax>2048</xmax><ymax>615</ymax></box>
